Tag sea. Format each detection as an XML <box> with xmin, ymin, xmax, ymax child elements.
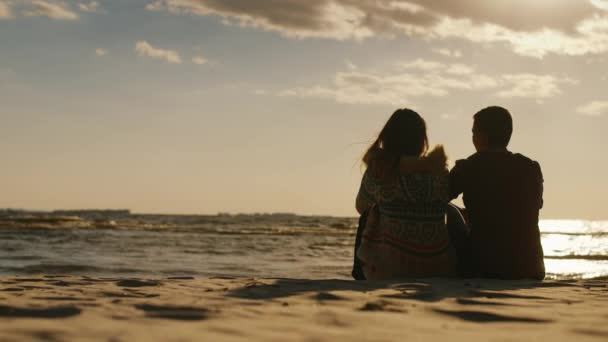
<box><xmin>1</xmin><ymin>211</ymin><xmax>607</xmax><ymax>280</ymax></box>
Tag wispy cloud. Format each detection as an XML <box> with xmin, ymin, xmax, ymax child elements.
<box><xmin>192</xmin><ymin>56</ymin><xmax>208</xmax><ymax>65</ymax></box>
<box><xmin>591</xmin><ymin>0</ymin><xmax>608</xmax><ymax>11</ymax></box>
<box><xmin>433</xmin><ymin>48</ymin><xmax>462</xmax><ymax>58</ymax></box>
<box><xmin>279</xmin><ymin>59</ymin><xmax>576</xmax><ymax>106</ymax></box>
<box><xmin>398</xmin><ymin>59</ymin><xmax>473</xmax><ymax>75</ymax></box>
<box><xmin>24</xmin><ymin>1</ymin><xmax>79</xmax><ymax>20</ymax></box>
<box><xmin>0</xmin><ymin>1</ymin><xmax>11</xmax><ymax>19</ymax></box>
<box><xmin>95</xmin><ymin>48</ymin><xmax>107</xmax><ymax>56</ymax></box>
<box><xmin>446</xmin><ymin>64</ymin><xmax>474</xmax><ymax>75</ymax></box>
<box><xmin>78</xmin><ymin>1</ymin><xmax>99</xmax><ymax>12</ymax></box>
<box><xmin>399</xmin><ymin>59</ymin><xmax>445</xmax><ymax>72</ymax></box>
<box><xmin>432</xmin><ymin>16</ymin><xmax>608</xmax><ymax>59</ymax></box>
<box><xmin>146</xmin><ymin>0</ymin><xmax>377</xmax><ymax>41</ymax></box>
<box><xmin>345</xmin><ymin>60</ymin><xmax>357</xmax><ymax>70</ymax></box>
<box><xmin>497</xmin><ymin>74</ymin><xmax>577</xmax><ymax>99</ymax></box>
<box><xmin>146</xmin><ymin>0</ymin><xmax>608</xmax><ymax>58</ymax></box>
<box><xmin>577</xmin><ymin>101</ymin><xmax>608</xmax><ymax>116</ymax></box>
<box><xmin>279</xmin><ymin>60</ymin><xmax>497</xmax><ymax>106</ymax></box>
<box><xmin>135</xmin><ymin>40</ymin><xmax>182</xmax><ymax>64</ymax></box>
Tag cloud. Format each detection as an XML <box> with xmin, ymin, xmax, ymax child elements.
<box><xmin>577</xmin><ymin>101</ymin><xmax>608</xmax><ymax>116</ymax></box>
<box><xmin>95</xmin><ymin>48</ymin><xmax>107</xmax><ymax>56</ymax></box>
<box><xmin>0</xmin><ymin>1</ymin><xmax>11</xmax><ymax>19</ymax></box>
<box><xmin>433</xmin><ymin>48</ymin><xmax>462</xmax><ymax>58</ymax></box>
<box><xmin>446</xmin><ymin>64</ymin><xmax>474</xmax><ymax>75</ymax></box>
<box><xmin>192</xmin><ymin>56</ymin><xmax>208</xmax><ymax>65</ymax></box>
<box><xmin>397</xmin><ymin>59</ymin><xmax>474</xmax><ymax>75</ymax></box>
<box><xmin>409</xmin><ymin>0</ymin><xmax>602</xmax><ymax>33</ymax></box>
<box><xmin>146</xmin><ymin>0</ymin><xmax>379</xmax><ymax>41</ymax></box>
<box><xmin>344</xmin><ymin>60</ymin><xmax>358</xmax><ymax>70</ymax></box>
<box><xmin>432</xmin><ymin>16</ymin><xmax>608</xmax><ymax>59</ymax></box>
<box><xmin>146</xmin><ymin>0</ymin><xmax>608</xmax><ymax>58</ymax></box>
<box><xmin>78</xmin><ymin>1</ymin><xmax>99</xmax><ymax>12</ymax></box>
<box><xmin>279</xmin><ymin>60</ymin><xmax>498</xmax><ymax>106</ymax></box>
<box><xmin>497</xmin><ymin>74</ymin><xmax>577</xmax><ymax>99</ymax></box>
<box><xmin>279</xmin><ymin>59</ymin><xmax>576</xmax><ymax>105</ymax></box>
<box><xmin>591</xmin><ymin>0</ymin><xmax>608</xmax><ymax>11</ymax></box>
<box><xmin>24</xmin><ymin>1</ymin><xmax>79</xmax><ymax>20</ymax></box>
<box><xmin>399</xmin><ymin>59</ymin><xmax>445</xmax><ymax>72</ymax></box>
<box><xmin>135</xmin><ymin>41</ymin><xmax>182</xmax><ymax>64</ymax></box>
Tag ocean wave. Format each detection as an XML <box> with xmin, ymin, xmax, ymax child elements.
<box><xmin>541</xmin><ymin>231</ymin><xmax>608</xmax><ymax>237</ymax></box>
<box><xmin>0</xmin><ymin>213</ymin><xmax>358</xmax><ymax>231</ymax></box>
<box><xmin>0</xmin><ymin>224</ymin><xmax>356</xmax><ymax>237</ymax></box>
<box><xmin>1</xmin><ymin>255</ymin><xmax>44</xmax><ymax>261</ymax></box>
<box><xmin>545</xmin><ymin>254</ymin><xmax>608</xmax><ymax>261</ymax></box>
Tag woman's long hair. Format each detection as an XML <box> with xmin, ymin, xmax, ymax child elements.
<box><xmin>363</xmin><ymin>108</ymin><xmax>429</xmax><ymax>179</ymax></box>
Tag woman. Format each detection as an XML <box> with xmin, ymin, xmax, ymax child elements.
<box><xmin>355</xmin><ymin>109</ymin><xmax>456</xmax><ymax>280</ymax></box>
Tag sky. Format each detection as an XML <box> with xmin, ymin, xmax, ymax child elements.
<box><xmin>1</xmin><ymin>0</ymin><xmax>607</xmax><ymax>219</ymax></box>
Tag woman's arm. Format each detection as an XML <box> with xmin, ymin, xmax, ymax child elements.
<box><xmin>356</xmin><ymin>171</ymin><xmax>375</xmax><ymax>215</ymax></box>
<box><xmin>356</xmin><ymin>193</ymin><xmax>373</xmax><ymax>215</ymax></box>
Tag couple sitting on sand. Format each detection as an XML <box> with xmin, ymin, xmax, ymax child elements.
<box><xmin>352</xmin><ymin>106</ymin><xmax>545</xmax><ymax>281</ymax></box>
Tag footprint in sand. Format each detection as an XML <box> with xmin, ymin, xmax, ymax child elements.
<box><xmin>573</xmin><ymin>328</ymin><xmax>608</xmax><ymax>338</ymax></box>
<box><xmin>433</xmin><ymin>309</ymin><xmax>552</xmax><ymax>323</ymax></box>
<box><xmin>20</xmin><ymin>329</ymin><xmax>66</xmax><ymax>342</ymax></box>
<box><xmin>32</xmin><ymin>296</ymin><xmax>96</xmax><ymax>302</ymax></box>
<box><xmin>456</xmin><ymin>298</ymin><xmax>515</xmax><ymax>306</ymax></box>
<box><xmin>0</xmin><ymin>305</ymin><xmax>81</xmax><ymax>319</ymax></box>
<box><xmin>42</xmin><ymin>279</ymin><xmax>95</xmax><ymax>287</ymax></box>
<box><xmin>313</xmin><ymin>292</ymin><xmax>346</xmax><ymax>301</ymax></box>
<box><xmin>116</xmin><ymin>280</ymin><xmax>161</xmax><ymax>288</ymax></box>
<box><xmin>315</xmin><ymin>310</ymin><xmax>350</xmax><ymax>327</ymax></box>
<box><xmin>359</xmin><ymin>301</ymin><xmax>407</xmax><ymax>313</ymax></box>
<box><xmin>381</xmin><ymin>289</ymin><xmax>438</xmax><ymax>302</ymax></box>
<box><xmin>166</xmin><ymin>277</ymin><xmax>195</xmax><ymax>280</ymax></box>
<box><xmin>49</xmin><ymin>281</ymin><xmax>72</xmax><ymax>287</ymax></box>
<box><xmin>102</xmin><ymin>291</ymin><xmax>160</xmax><ymax>299</ymax></box>
<box><xmin>11</xmin><ymin>278</ymin><xmax>45</xmax><ymax>283</ymax></box>
<box><xmin>134</xmin><ymin>304</ymin><xmax>210</xmax><ymax>321</ymax></box>
<box><xmin>20</xmin><ymin>285</ymin><xmax>51</xmax><ymax>290</ymax></box>
<box><xmin>470</xmin><ymin>290</ymin><xmax>550</xmax><ymax>300</ymax></box>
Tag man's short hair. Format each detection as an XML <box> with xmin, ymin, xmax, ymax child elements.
<box><xmin>473</xmin><ymin>106</ymin><xmax>513</xmax><ymax>148</ymax></box>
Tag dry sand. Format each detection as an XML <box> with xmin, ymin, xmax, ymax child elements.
<box><xmin>1</xmin><ymin>275</ymin><xmax>607</xmax><ymax>341</ymax></box>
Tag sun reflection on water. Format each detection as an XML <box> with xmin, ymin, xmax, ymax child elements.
<box><xmin>540</xmin><ymin>220</ymin><xmax>608</xmax><ymax>279</ymax></box>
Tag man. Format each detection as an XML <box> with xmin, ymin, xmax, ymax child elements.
<box><xmin>450</xmin><ymin>106</ymin><xmax>545</xmax><ymax>279</ymax></box>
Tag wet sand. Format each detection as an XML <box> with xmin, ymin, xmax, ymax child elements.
<box><xmin>1</xmin><ymin>276</ymin><xmax>607</xmax><ymax>341</ymax></box>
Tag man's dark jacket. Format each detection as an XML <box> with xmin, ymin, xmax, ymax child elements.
<box><xmin>450</xmin><ymin>151</ymin><xmax>545</xmax><ymax>280</ymax></box>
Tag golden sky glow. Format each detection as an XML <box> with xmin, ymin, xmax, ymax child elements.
<box><xmin>1</xmin><ymin>1</ymin><xmax>607</xmax><ymax>219</ymax></box>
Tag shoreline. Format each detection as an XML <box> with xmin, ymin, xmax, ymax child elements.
<box><xmin>1</xmin><ymin>275</ymin><xmax>607</xmax><ymax>341</ymax></box>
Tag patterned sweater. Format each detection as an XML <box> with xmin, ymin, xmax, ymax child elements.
<box><xmin>356</xmin><ymin>146</ymin><xmax>456</xmax><ymax>279</ymax></box>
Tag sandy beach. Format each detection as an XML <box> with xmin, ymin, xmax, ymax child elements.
<box><xmin>0</xmin><ymin>276</ymin><xmax>606</xmax><ymax>341</ymax></box>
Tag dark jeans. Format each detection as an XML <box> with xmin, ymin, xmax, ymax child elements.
<box><xmin>351</xmin><ymin>204</ymin><xmax>471</xmax><ymax>280</ymax></box>
<box><xmin>445</xmin><ymin>204</ymin><xmax>473</xmax><ymax>277</ymax></box>
<box><xmin>351</xmin><ymin>211</ymin><xmax>368</xmax><ymax>280</ymax></box>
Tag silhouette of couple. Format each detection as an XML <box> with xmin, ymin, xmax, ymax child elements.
<box><xmin>353</xmin><ymin>106</ymin><xmax>545</xmax><ymax>280</ymax></box>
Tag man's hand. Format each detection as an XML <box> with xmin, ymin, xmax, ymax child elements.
<box><xmin>399</xmin><ymin>145</ymin><xmax>448</xmax><ymax>174</ymax></box>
